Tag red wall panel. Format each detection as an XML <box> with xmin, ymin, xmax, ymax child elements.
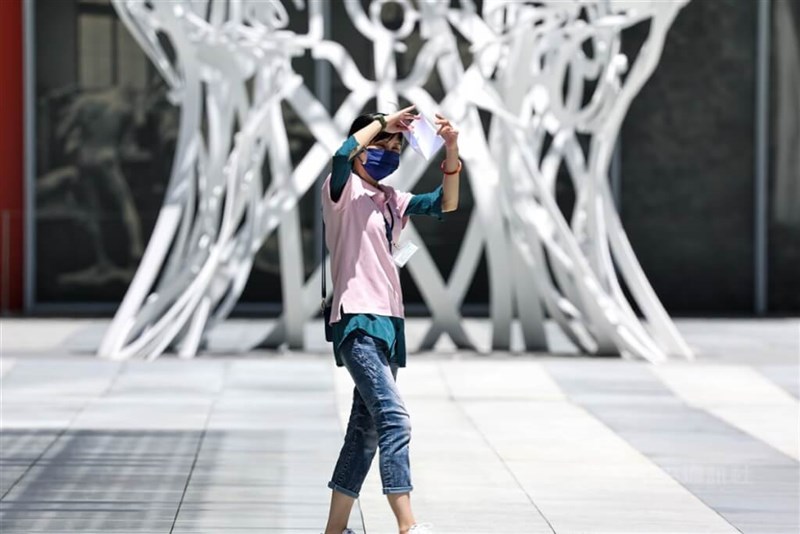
<box><xmin>0</xmin><ymin>0</ymin><xmax>24</xmax><ymax>312</ymax></box>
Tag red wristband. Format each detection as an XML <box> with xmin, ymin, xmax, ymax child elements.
<box><xmin>440</xmin><ymin>159</ymin><xmax>462</xmax><ymax>175</ymax></box>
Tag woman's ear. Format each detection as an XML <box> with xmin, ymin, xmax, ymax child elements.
<box><xmin>351</xmin><ymin>150</ymin><xmax>364</xmax><ymax>171</ymax></box>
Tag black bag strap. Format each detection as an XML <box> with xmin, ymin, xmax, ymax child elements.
<box><xmin>320</xmin><ymin>219</ymin><xmax>327</xmax><ymax>310</ymax></box>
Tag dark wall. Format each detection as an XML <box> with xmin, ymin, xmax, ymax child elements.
<box><xmin>35</xmin><ymin>0</ymin><xmax>77</xmax><ymax>90</ymax></box>
<box><xmin>621</xmin><ymin>0</ymin><xmax>757</xmax><ymax>315</ymax></box>
<box><xmin>768</xmin><ymin>0</ymin><xmax>800</xmax><ymax>313</ymax></box>
<box><xmin>32</xmin><ymin>0</ymin><xmax>316</xmax><ymax>306</ymax></box>
<box><xmin>34</xmin><ymin>0</ymin><xmax>167</xmax><ymax>303</ymax></box>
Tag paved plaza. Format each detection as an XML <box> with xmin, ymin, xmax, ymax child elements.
<box><xmin>0</xmin><ymin>319</ymin><xmax>798</xmax><ymax>533</ymax></box>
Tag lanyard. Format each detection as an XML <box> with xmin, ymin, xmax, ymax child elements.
<box><xmin>381</xmin><ymin>200</ymin><xmax>396</xmax><ymax>253</ymax></box>
<box><xmin>370</xmin><ymin>193</ymin><xmax>396</xmax><ymax>253</ymax></box>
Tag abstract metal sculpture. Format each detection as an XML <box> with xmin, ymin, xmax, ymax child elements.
<box><xmin>99</xmin><ymin>0</ymin><xmax>693</xmax><ymax>363</ymax></box>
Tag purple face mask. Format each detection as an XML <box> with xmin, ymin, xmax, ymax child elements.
<box><xmin>362</xmin><ymin>147</ymin><xmax>400</xmax><ymax>181</ymax></box>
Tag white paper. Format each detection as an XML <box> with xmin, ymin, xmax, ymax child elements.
<box><xmin>402</xmin><ymin>115</ymin><xmax>445</xmax><ymax>160</ymax></box>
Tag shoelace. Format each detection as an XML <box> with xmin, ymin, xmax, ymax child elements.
<box><xmin>409</xmin><ymin>523</ymin><xmax>434</xmax><ymax>533</ymax></box>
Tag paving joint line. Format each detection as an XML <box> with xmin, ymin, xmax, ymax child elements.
<box><xmin>434</xmin><ymin>361</ymin><xmax>557</xmax><ymax>534</ymax></box>
<box><xmin>168</xmin><ymin>360</ymin><xmax>231</xmax><ymax>534</ymax></box>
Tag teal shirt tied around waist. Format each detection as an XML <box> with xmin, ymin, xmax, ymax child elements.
<box><xmin>328</xmin><ymin>134</ymin><xmax>446</xmax><ymax>367</ymax></box>
<box><xmin>332</xmin><ymin>312</ymin><xmax>407</xmax><ymax>367</ymax></box>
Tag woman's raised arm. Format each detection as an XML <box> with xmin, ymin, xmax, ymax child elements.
<box><xmin>330</xmin><ymin>106</ymin><xmax>418</xmax><ymax>202</ymax></box>
<box><xmin>435</xmin><ymin>113</ymin><xmax>460</xmax><ymax>212</ymax></box>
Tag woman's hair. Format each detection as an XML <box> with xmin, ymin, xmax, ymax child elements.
<box><xmin>348</xmin><ymin>113</ymin><xmax>402</xmax><ymax>145</ymax></box>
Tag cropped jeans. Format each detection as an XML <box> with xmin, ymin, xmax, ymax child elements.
<box><xmin>328</xmin><ymin>332</ymin><xmax>413</xmax><ymax>498</ymax></box>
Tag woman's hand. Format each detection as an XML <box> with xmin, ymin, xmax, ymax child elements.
<box><xmin>435</xmin><ymin>113</ymin><xmax>459</xmax><ymax>149</ymax></box>
<box><xmin>383</xmin><ymin>105</ymin><xmax>418</xmax><ymax>134</ymax></box>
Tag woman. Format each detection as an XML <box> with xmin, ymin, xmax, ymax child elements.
<box><xmin>321</xmin><ymin>105</ymin><xmax>460</xmax><ymax>534</ymax></box>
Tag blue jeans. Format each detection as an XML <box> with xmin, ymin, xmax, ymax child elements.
<box><xmin>328</xmin><ymin>332</ymin><xmax>413</xmax><ymax>498</ymax></box>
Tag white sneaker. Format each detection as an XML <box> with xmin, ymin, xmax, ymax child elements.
<box><xmin>342</xmin><ymin>530</ymin><xmax>357</xmax><ymax>534</ymax></box>
<box><xmin>409</xmin><ymin>523</ymin><xmax>434</xmax><ymax>533</ymax></box>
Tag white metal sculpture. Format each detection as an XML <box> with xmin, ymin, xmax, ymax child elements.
<box><xmin>99</xmin><ymin>0</ymin><xmax>693</xmax><ymax>363</ymax></box>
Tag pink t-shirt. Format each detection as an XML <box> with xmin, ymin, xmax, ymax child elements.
<box><xmin>322</xmin><ymin>172</ymin><xmax>413</xmax><ymax>324</ymax></box>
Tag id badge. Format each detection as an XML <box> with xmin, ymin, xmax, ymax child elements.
<box><xmin>392</xmin><ymin>241</ymin><xmax>418</xmax><ymax>268</ymax></box>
